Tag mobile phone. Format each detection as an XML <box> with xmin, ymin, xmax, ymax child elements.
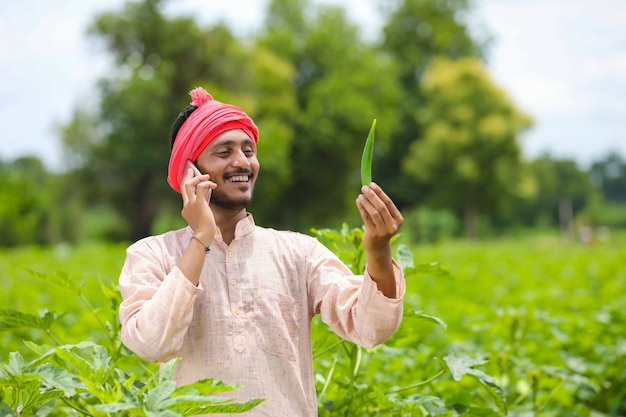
<box><xmin>181</xmin><ymin>160</ymin><xmax>202</xmax><ymax>190</ymax></box>
<box><xmin>186</xmin><ymin>160</ymin><xmax>202</xmax><ymax>177</ymax></box>
<box><xmin>182</xmin><ymin>160</ymin><xmax>211</xmax><ymax>201</ymax></box>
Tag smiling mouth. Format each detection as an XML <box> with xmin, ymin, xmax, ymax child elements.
<box><xmin>227</xmin><ymin>175</ymin><xmax>250</xmax><ymax>183</ymax></box>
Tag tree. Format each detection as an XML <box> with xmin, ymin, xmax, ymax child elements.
<box><xmin>590</xmin><ymin>152</ymin><xmax>626</xmax><ymax>203</ymax></box>
<box><xmin>511</xmin><ymin>155</ymin><xmax>595</xmax><ymax>236</ymax></box>
<box><xmin>376</xmin><ymin>0</ymin><xmax>491</xmax><ymax>208</ymax></box>
<box><xmin>0</xmin><ymin>157</ymin><xmax>82</xmax><ymax>246</ymax></box>
<box><xmin>402</xmin><ymin>56</ymin><xmax>532</xmax><ymax>238</ymax></box>
<box><xmin>257</xmin><ymin>0</ymin><xmax>403</xmax><ymax>229</ymax></box>
<box><xmin>61</xmin><ymin>0</ymin><xmax>296</xmax><ymax>241</ymax></box>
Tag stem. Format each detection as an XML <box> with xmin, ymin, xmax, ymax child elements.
<box><xmin>80</xmin><ymin>293</ymin><xmax>115</xmax><ymax>342</ymax></box>
<box><xmin>536</xmin><ymin>379</ymin><xmax>565</xmax><ymax>413</ymax></box>
<box><xmin>350</xmin><ymin>369</ymin><xmax>447</xmax><ymax>414</ymax></box>
<box><xmin>45</xmin><ymin>328</ymin><xmax>63</xmax><ymax>346</ymax></box>
<box><xmin>313</xmin><ymin>339</ymin><xmax>343</xmax><ymax>359</ymax></box>
<box><xmin>318</xmin><ymin>350</ymin><xmax>340</xmax><ymax>402</ymax></box>
<box><xmin>60</xmin><ymin>397</ymin><xmax>95</xmax><ymax>417</ymax></box>
<box><xmin>385</xmin><ymin>369</ymin><xmax>447</xmax><ymax>395</ymax></box>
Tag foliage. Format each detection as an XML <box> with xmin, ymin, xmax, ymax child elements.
<box><xmin>0</xmin><ymin>157</ymin><xmax>82</xmax><ymax>247</ymax></box>
<box><xmin>401</xmin><ymin>206</ymin><xmax>460</xmax><ymax>243</ymax></box>
<box><xmin>590</xmin><ymin>151</ymin><xmax>626</xmax><ymax>203</ymax></box>
<box><xmin>376</xmin><ymin>0</ymin><xmax>491</xmax><ymax>209</ymax></box>
<box><xmin>258</xmin><ymin>0</ymin><xmax>404</xmax><ymax>229</ymax></box>
<box><xmin>402</xmin><ymin>56</ymin><xmax>532</xmax><ymax>238</ymax></box>
<box><xmin>512</xmin><ymin>155</ymin><xmax>596</xmax><ymax>229</ymax></box>
<box><xmin>62</xmin><ymin>0</ymin><xmax>297</xmax><ymax>241</ymax></box>
<box><xmin>0</xmin><ymin>246</ymin><xmax>261</xmax><ymax>415</ymax></box>
<box><xmin>1</xmin><ymin>230</ymin><xmax>626</xmax><ymax>415</ymax></box>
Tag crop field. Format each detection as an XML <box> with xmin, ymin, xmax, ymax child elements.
<box><xmin>1</xmin><ymin>230</ymin><xmax>624</xmax><ymax>416</ymax></box>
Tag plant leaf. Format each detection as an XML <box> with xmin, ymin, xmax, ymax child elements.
<box><xmin>443</xmin><ymin>352</ymin><xmax>489</xmax><ymax>381</ymax></box>
<box><xmin>404</xmin><ymin>310</ymin><xmax>448</xmax><ymax>330</ymax></box>
<box><xmin>395</xmin><ymin>244</ymin><xmax>415</xmax><ymax>269</ymax></box>
<box><xmin>145</xmin><ymin>380</ymin><xmax>177</xmax><ymax>411</ymax></box>
<box><xmin>0</xmin><ymin>310</ymin><xmax>56</xmax><ymax>332</ymax></box>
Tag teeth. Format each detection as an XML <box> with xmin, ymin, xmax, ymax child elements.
<box><xmin>228</xmin><ymin>175</ymin><xmax>249</xmax><ymax>182</ymax></box>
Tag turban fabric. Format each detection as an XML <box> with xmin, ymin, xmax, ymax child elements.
<box><xmin>167</xmin><ymin>87</ymin><xmax>259</xmax><ymax>193</ymax></box>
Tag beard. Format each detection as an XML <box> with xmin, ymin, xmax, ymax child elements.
<box><xmin>209</xmin><ymin>186</ymin><xmax>253</xmax><ymax>210</ymax></box>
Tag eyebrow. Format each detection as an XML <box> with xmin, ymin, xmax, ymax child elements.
<box><xmin>214</xmin><ymin>138</ymin><xmax>255</xmax><ymax>147</ymax></box>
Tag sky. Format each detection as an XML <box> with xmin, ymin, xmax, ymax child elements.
<box><xmin>1</xmin><ymin>0</ymin><xmax>625</xmax><ymax>171</ymax></box>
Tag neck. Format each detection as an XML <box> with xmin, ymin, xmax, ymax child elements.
<box><xmin>211</xmin><ymin>205</ymin><xmax>248</xmax><ymax>245</ymax></box>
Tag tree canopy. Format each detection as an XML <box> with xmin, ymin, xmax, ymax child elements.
<box><xmin>55</xmin><ymin>0</ymin><xmax>535</xmax><ymax>241</ymax></box>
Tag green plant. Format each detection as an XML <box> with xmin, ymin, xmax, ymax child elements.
<box><xmin>360</xmin><ymin>119</ymin><xmax>377</xmax><ymax>186</ymax></box>
<box><xmin>0</xmin><ymin>268</ymin><xmax>261</xmax><ymax>416</ymax></box>
<box><xmin>311</xmin><ymin>225</ymin><xmax>507</xmax><ymax>416</ymax></box>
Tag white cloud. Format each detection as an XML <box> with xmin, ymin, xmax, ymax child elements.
<box><xmin>480</xmin><ymin>0</ymin><xmax>626</xmax><ymax>164</ymax></box>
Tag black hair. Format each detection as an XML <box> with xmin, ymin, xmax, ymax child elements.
<box><xmin>170</xmin><ymin>105</ymin><xmax>198</xmax><ymax>149</ymax></box>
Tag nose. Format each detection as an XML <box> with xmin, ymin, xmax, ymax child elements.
<box><xmin>231</xmin><ymin>148</ymin><xmax>251</xmax><ymax>168</ymax></box>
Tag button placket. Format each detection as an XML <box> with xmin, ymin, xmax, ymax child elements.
<box><xmin>225</xmin><ymin>245</ymin><xmax>246</xmax><ymax>352</ymax></box>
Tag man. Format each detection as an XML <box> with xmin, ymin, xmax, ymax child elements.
<box><xmin>118</xmin><ymin>87</ymin><xmax>406</xmax><ymax>416</ymax></box>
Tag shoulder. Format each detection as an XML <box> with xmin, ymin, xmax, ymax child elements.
<box><xmin>126</xmin><ymin>227</ymin><xmax>190</xmax><ymax>259</ymax></box>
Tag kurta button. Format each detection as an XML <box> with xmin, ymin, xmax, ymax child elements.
<box><xmin>234</xmin><ymin>308</ymin><xmax>241</xmax><ymax>315</ymax></box>
<box><xmin>231</xmin><ymin>280</ymin><xmax>237</xmax><ymax>286</ymax></box>
<box><xmin>228</xmin><ymin>252</ymin><xmax>234</xmax><ymax>258</ymax></box>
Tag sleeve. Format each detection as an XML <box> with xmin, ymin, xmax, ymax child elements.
<box><xmin>307</xmin><ymin>241</ymin><xmax>406</xmax><ymax>348</ymax></box>
<box><xmin>118</xmin><ymin>240</ymin><xmax>203</xmax><ymax>362</ymax></box>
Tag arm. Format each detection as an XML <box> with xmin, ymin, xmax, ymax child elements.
<box><xmin>119</xmin><ymin>242</ymin><xmax>203</xmax><ymax>362</ymax></box>
<box><xmin>178</xmin><ymin>167</ymin><xmax>217</xmax><ymax>286</ymax></box>
<box><xmin>356</xmin><ymin>182</ymin><xmax>404</xmax><ymax>298</ymax></box>
<box><xmin>119</xmin><ymin>168</ymin><xmax>216</xmax><ymax>361</ymax></box>
<box><xmin>308</xmin><ymin>241</ymin><xmax>406</xmax><ymax>349</ymax></box>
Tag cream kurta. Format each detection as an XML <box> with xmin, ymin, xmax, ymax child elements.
<box><xmin>119</xmin><ymin>214</ymin><xmax>405</xmax><ymax>416</ymax></box>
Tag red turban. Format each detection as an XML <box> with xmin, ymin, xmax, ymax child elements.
<box><xmin>167</xmin><ymin>87</ymin><xmax>259</xmax><ymax>193</ymax></box>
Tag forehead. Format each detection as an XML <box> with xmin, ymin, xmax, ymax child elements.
<box><xmin>209</xmin><ymin>129</ymin><xmax>255</xmax><ymax>147</ymax></box>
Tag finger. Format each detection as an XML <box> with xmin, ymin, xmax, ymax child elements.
<box><xmin>196</xmin><ymin>179</ymin><xmax>216</xmax><ymax>202</ymax></box>
<box><xmin>364</xmin><ymin>183</ymin><xmax>404</xmax><ymax>229</ymax></box>
<box><xmin>181</xmin><ymin>168</ymin><xmax>193</xmax><ymax>205</ymax></box>
<box><xmin>369</xmin><ymin>183</ymin><xmax>404</xmax><ymax>225</ymax></box>
<box><xmin>356</xmin><ymin>194</ymin><xmax>386</xmax><ymax>233</ymax></box>
<box><xmin>360</xmin><ymin>186</ymin><xmax>392</xmax><ymax>225</ymax></box>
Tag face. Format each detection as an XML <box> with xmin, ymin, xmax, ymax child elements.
<box><xmin>195</xmin><ymin>129</ymin><xmax>260</xmax><ymax>211</ymax></box>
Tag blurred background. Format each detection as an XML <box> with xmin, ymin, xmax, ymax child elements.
<box><xmin>1</xmin><ymin>0</ymin><xmax>625</xmax><ymax>246</ymax></box>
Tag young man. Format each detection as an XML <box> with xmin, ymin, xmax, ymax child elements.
<box><xmin>118</xmin><ymin>87</ymin><xmax>406</xmax><ymax>416</ymax></box>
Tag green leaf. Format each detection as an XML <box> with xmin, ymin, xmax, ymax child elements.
<box><xmin>22</xmin><ymin>268</ymin><xmax>84</xmax><ymax>294</ymax></box>
<box><xmin>406</xmin><ymin>262</ymin><xmax>453</xmax><ymax>280</ymax></box>
<box><xmin>19</xmin><ymin>384</ymin><xmax>65</xmax><ymax>412</ymax></box>
<box><xmin>35</xmin><ymin>363</ymin><xmax>81</xmax><ymax>397</ymax></box>
<box><xmin>395</xmin><ymin>244</ymin><xmax>415</xmax><ymax>269</ymax></box>
<box><xmin>444</xmin><ymin>352</ymin><xmax>489</xmax><ymax>381</ymax></box>
<box><xmin>177</xmin><ymin>379</ymin><xmax>238</xmax><ymax>395</ymax></box>
<box><xmin>404</xmin><ymin>310</ymin><xmax>448</xmax><ymax>330</ymax></box>
<box><xmin>159</xmin><ymin>358</ymin><xmax>179</xmax><ymax>383</ymax></box>
<box><xmin>170</xmin><ymin>398</ymin><xmax>264</xmax><ymax>415</ymax></box>
<box><xmin>95</xmin><ymin>402</ymin><xmax>142</xmax><ymax>412</ymax></box>
<box><xmin>54</xmin><ymin>347</ymin><xmax>95</xmax><ymax>382</ymax></box>
<box><xmin>146</xmin><ymin>410</ymin><xmax>182</xmax><ymax>417</ymax></box>
<box><xmin>360</xmin><ymin>119</ymin><xmax>377</xmax><ymax>186</ymax></box>
<box><xmin>0</xmin><ymin>310</ymin><xmax>56</xmax><ymax>332</ymax></box>
<box><xmin>6</xmin><ymin>352</ymin><xmax>26</xmax><ymax>376</ymax></box>
<box><xmin>145</xmin><ymin>380</ymin><xmax>177</xmax><ymax>411</ymax></box>
<box><xmin>444</xmin><ymin>352</ymin><xmax>506</xmax><ymax>414</ymax></box>
<box><xmin>0</xmin><ymin>402</ymin><xmax>17</xmax><ymax>416</ymax></box>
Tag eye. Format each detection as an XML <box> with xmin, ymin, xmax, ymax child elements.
<box><xmin>215</xmin><ymin>149</ymin><xmax>231</xmax><ymax>157</ymax></box>
<box><xmin>243</xmin><ymin>147</ymin><xmax>255</xmax><ymax>156</ymax></box>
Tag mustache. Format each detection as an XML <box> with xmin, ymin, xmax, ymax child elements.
<box><xmin>223</xmin><ymin>168</ymin><xmax>254</xmax><ymax>178</ymax></box>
